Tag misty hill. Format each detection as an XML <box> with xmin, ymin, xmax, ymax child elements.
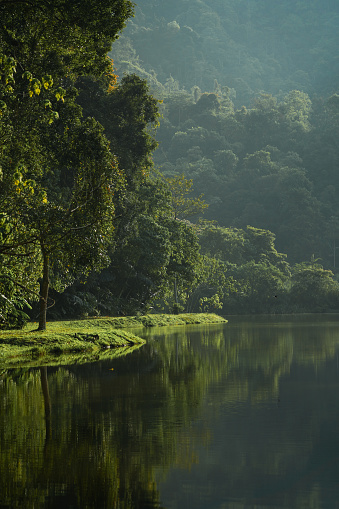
<box><xmin>109</xmin><ymin>0</ymin><xmax>339</xmax><ymax>267</ymax></box>
<box><xmin>111</xmin><ymin>0</ymin><xmax>339</xmax><ymax>105</ymax></box>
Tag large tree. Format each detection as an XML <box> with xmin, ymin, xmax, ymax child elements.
<box><xmin>0</xmin><ymin>0</ymin><xmax>133</xmax><ymax>329</ymax></box>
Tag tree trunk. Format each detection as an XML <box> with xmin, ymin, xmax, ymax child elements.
<box><xmin>38</xmin><ymin>248</ymin><xmax>49</xmax><ymax>331</ymax></box>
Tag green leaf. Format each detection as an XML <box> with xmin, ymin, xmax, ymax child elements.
<box><xmin>55</xmin><ymin>87</ymin><xmax>66</xmax><ymax>101</ymax></box>
<box><xmin>42</xmin><ymin>74</ymin><xmax>53</xmax><ymax>89</ymax></box>
<box><xmin>30</xmin><ymin>78</ymin><xmax>41</xmax><ymax>95</ymax></box>
<box><xmin>44</xmin><ymin>99</ymin><xmax>52</xmax><ymax>109</ymax></box>
<box><xmin>22</xmin><ymin>71</ymin><xmax>32</xmax><ymax>81</ymax></box>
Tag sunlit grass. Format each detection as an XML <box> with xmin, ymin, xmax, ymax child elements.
<box><xmin>0</xmin><ymin>313</ymin><xmax>227</xmax><ymax>368</ymax></box>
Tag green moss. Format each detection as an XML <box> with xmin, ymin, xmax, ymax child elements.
<box><xmin>0</xmin><ymin>313</ymin><xmax>227</xmax><ymax>367</ymax></box>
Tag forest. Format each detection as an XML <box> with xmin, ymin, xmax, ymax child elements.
<box><xmin>1</xmin><ymin>0</ymin><xmax>339</xmax><ymax>329</ymax></box>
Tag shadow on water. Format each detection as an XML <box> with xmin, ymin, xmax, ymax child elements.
<box><xmin>1</xmin><ymin>314</ymin><xmax>339</xmax><ymax>508</ymax></box>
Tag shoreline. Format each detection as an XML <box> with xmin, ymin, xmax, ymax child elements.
<box><xmin>0</xmin><ymin>313</ymin><xmax>227</xmax><ymax>368</ymax></box>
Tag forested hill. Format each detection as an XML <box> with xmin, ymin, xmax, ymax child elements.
<box><xmin>108</xmin><ymin>0</ymin><xmax>339</xmax><ymax>269</ymax></box>
<box><xmin>111</xmin><ymin>0</ymin><xmax>339</xmax><ymax>105</ymax></box>
<box><xmin>2</xmin><ymin>0</ymin><xmax>339</xmax><ymax>328</ymax></box>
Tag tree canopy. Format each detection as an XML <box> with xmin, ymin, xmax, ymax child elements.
<box><xmin>2</xmin><ymin>0</ymin><xmax>339</xmax><ymax>325</ymax></box>
<box><xmin>0</xmin><ymin>0</ymin><xmax>134</xmax><ymax>328</ymax></box>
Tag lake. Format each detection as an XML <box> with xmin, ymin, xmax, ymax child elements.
<box><xmin>2</xmin><ymin>314</ymin><xmax>339</xmax><ymax>508</ymax></box>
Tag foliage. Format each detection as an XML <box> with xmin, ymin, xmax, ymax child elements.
<box><xmin>164</xmin><ymin>173</ymin><xmax>208</xmax><ymax>220</ymax></box>
<box><xmin>227</xmin><ymin>260</ymin><xmax>289</xmax><ymax>314</ymax></box>
<box><xmin>0</xmin><ymin>61</ymin><xmax>120</xmax><ymax>328</ymax></box>
<box><xmin>0</xmin><ymin>0</ymin><xmax>134</xmax><ymax>328</ymax></box>
<box><xmin>112</xmin><ymin>0</ymin><xmax>339</xmax><ymax>105</ymax></box>
<box><xmin>2</xmin><ymin>0</ymin><xmax>339</xmax><ymax>321</ymax></box>
<box><xmin>290</xmin><ymin>265</ymin><xmax>339</xmax><ymax>312</ymax></box>
<box><xmin>198</xmin><ymin>222</ymin><xmax>293</xmax><ymax>314</ymax></box>
<box><xmin>109</xmin><ymin>1</ymin><xmax>339</xmax><ymax>280</ymax></box>
<box><xmin>48</xmin><ymin>172</ymin><xmax>208</xmax><ymax>318</ymax></box>
<box><xmin>151</xmin><ymin>86</ymin><xmax>339</xmax><ymax>267</ymax></box>
<box><xmin>195</xmin><ymin>221</ymin><xmax>339</xmax><ymax>314</ymax></box>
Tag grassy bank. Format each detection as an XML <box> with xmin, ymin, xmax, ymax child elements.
<box><xmin>0</xmin><ymin>313</ymin><xmax>227</xmax><ymax>368</ymax></box>
<box><xmin>80</xmin><ymin>312</ymin><xmax>228</xmax><ymax>328</ymax></box>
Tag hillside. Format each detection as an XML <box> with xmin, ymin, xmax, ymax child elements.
<box><xmin>111</xmin><ymin>0</ymin><xmax>339</xmax><ymax>105</ymax></box>
<box><xmin>109</xmin><ymin>0</ymin><xmax>339</xmax><ymax>268</ymax></box>
<box><xmin>2</xmin><ymin>0</ymin><xmax>339</xmax><ymax>324</ymax></box>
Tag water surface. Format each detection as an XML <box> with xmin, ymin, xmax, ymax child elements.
<box><xmin>2</xmin><ymin>314</ymin><xmax>339</xmax><ymax>508</ymax></box>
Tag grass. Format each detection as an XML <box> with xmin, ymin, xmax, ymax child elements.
<box><xmin>69</xmin><ymin>312</ymin><xmax>227</xmax><ymax>329</ymax></box>
<box><xmin>0</xmin><ymin>313</ymin><xmax>227</xmax><ymax>368</ymax></box>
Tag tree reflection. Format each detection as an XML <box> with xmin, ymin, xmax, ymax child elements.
<box><xmin>40</xmin><ymin>367</ymin><xmax>52</xmax><ymax>442</ymax></box>
<box><xmin>1</xmin><ymin>318</ymin><xmax>339</xmax><ymax>508</ymax></box>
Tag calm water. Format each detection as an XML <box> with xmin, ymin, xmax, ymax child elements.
<box><xmin>2</xmin><ymin>315</ymin><xmax>339</xmax><ymax>508</ymax></box>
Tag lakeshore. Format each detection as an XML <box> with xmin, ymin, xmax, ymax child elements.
<box><xmin>0</xmin><ymin>313</ymin><xmax>227</xmax><ymax>368</ymax></box>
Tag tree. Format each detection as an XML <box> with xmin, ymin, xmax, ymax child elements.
<box><xmin>281</xmin><ymin>90</ymin><xmax>312</xmax><ymax>132</ymax></box>
<box><xmin>78</xmin><ymin>74</ymin><xmax>160</xmax><ymax>185</ymax></box>
<box><xmin>185</xmin><ymin>254</ymin><xmax>229</xmax><ymax>313</ymax></box>
<box><xmin>0</xmin><ymin>0</ymin><xmax>133</xmax><ymax>79</ymax></box>
<box><xmin>0</xmin><ymin>0</ymin><xmax>134</xmax><ymax>328</ymax></box>
<box><xmin>87</xmin><ymin>210</ymin><xmax>172</xmax><ymax>316</ymax></box>
<box><xmin>1</xmin><ymin>93</ymin><xmax>119</xmax><ymax>329</ymax></box>
<box><xmin>164</xmin><ymin>173</ymin><xmax>208</xmax><ymax>220</ymax></box>
<box><xmin>229</xmin><ymin>260</ymin><xmax>289</xmax><ymax>313</ymax></box>
<box><xmin>199</xmin><ymin>222</ymin><xmax>291</xmax><ymax>314</ymax></box>
<box><xmin>290</xmin><ymin>264</ymin><xmax>339</xmax><ymax>312</ymax></box>
<box><xmin>73</xmin><ymin>75</ymin><xmax>165</xmax><ymax>316</ymax></box>
<box><xmin>59</xmin><ymin>175</ymin><xmax>204</xmax><ymax>317</ymax></box>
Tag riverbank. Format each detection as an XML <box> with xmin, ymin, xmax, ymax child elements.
<box><xmin>0</xmin><ymin>313</ymin><xmax>227</xmax><ymax>368</ymax></box>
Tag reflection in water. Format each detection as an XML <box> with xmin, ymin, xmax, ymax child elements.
<box><xmin>40</xmin><ymin>367</ymin><xmax>52</xmax><ymax>441</ymax></box>
<box><xmin>1</xmin><ymin>315</ymin><xmax>339</xmax><ymax>507</ymax></box>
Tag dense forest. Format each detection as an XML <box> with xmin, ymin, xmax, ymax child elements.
<box><xmin>112</xmin><ymin>0</ymin><xmax>339</xmax><ymax>104</ymax></box>
<box><xmin>1</xmin><ymin>0</ymin><xmax>339</xmax><ymax>328</ymax></box>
